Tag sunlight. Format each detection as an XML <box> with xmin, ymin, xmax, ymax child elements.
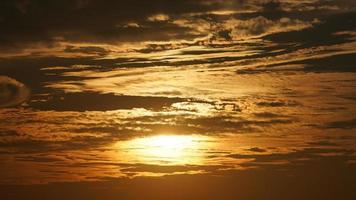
<box><xmin>117</xmin><ymin>135</ymin><xmax>212</xmax><ymax>165</ymax></box>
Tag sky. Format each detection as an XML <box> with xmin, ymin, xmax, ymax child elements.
<box><xmin>1</xmin><ymin>0</ymin><xmax>356</xmax><ymax>199</ymax></box>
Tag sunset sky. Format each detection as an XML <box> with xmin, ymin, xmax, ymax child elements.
<box><xmin>1</xmin><ymin>1</ymin><xmax>356</xmax><ymax>199</ymax></box>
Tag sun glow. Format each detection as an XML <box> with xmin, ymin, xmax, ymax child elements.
<box><xmin>117</xmin><ymin>135</ymin><xmax>212</xmax><ymax>165</ymax></box>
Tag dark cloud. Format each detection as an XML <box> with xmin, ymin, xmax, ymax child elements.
<box><xmin>236</xmin><ymin>52</ymin><xmax>356</xmax><ymax>74</ymax></box>
<box><xmin>183</xmin><ymin>116</ymin><xmax>295</xmax><ymax>133</ymax></box>
<box><xmin>261</xmin><ymin>0</ymin><xmax>282</xmax><ymax>13</ymax></box>
<box><xmin>1</xmin><ymin>147</ymin><xmax>356</xmax><ymax>200</ymax></box>
<box><xmin>265</xmin><ymin>11</ymin><xmax>356</xmax><ymax>48</ymax></box>
<box><xmin>135</xmin><ymin>43</ymin><xmax>184</xmax><ymax>53</ymax></box>
<box><xmin>229</xmin><ymin>147</ymin><xmax>356</xmax><ymax>168</ymax></box>
<box><xmin>253</xmin><ymin>112</ymin><xmax>285</xmax><ymax>118</ymax></box>
<box><xmin>0</xmin><ymin>0</ymin><xmax>218</xmax><ymax>48</ymax></box>
<box><xmin>0</xmin><ymin>1</ymin><xmax>356</xmax><ymax>199</ymax></box>
<box><xmin>0</xmin><ymin>0</ymin><xmax>354</xmax><ymax>54</ymax></box>
<box><xmin>119</xmin><ymin>163</ymin><xmax>221</xmax><ymax>174</ymax></box>
<box><xmin>216</xmin><ymin>29</ymin><xmax>233</xmax><ymax>41</ymax></box>
<box><xmin>324</xmin><ymin>118</ymin><xmax>356</xmax><ymax>129</ymax></box>
<box><xmin>256</xmin><ymin>100</ymin><xmax>299</xmax><ymax>107</ymax></box>
<box><xmin>64</xmin><ymin>46</ymin><xmax>110</xmax><ymax>57</ymax></box>
<box><xmin>29</xmin><ymin>92</ymin><xmax>188</xmax><ymax>111</ymax></box>
<box><xmin>308</xmin><ymin>140</ymin><xmax>338</xmax><ymax>147</ymax></box>
<box><xmin>0</xmin><ymin>138</ymin><xmax>55</xmax><ymax>153</ymax></box>
<box><xmin>292</xmin><ymin>53</ymin><xmax>356</xmax><ymax>73</ymax></box>
<box><xmin>246</xmin><ymin>147</ymin><xmax>267</xmax><ymax>153</ymax></box>
<box><xmin>0</xmin><ymin>129</ymin><xmax>20</xmax><ymax>137</ymax></box>
<box><xmin>0</xmin><ymin>76</ymin><xmax>30</xmax><ymax>108</ymax></box>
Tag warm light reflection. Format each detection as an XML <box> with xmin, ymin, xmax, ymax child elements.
<box><xmin>117</xmin><ymin>135</ymin><xmax>213</xmax><ymax>165</ymax></box>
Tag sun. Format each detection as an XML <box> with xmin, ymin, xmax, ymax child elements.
<box><xmin>116</xmin><ymin>135</ymin><xmax>212</xmax><ymax>165</ymax></box>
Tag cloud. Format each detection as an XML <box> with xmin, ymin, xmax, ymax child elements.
<box><xmin>147</xmin><ymin>14</ymin><xmax>170</xmax><ymax>22</ymax></box>
<box><xmin>1</xmin><ymin>0</ymin><xmax>353</xmax><ymax>57</ymax></box>
<box><xmin>0</xmin><ymin>0</ymin><xmax>215</xmax><ymax>49</ymax></box>
<box><xmin>261</xmin><ymin>0</ymin><xmax>282</xmax><ymax>12</ymax></box>
<box><xmin>216</xmin><ymin>16</ymin><xmax>313</xmax><ymax>41</ymax></box>
<box><xmin>63</xmin><ymin>45</ymin><xmax>110</xmax><ymax>57</ymax></box>
<box><xmin>28</xmin><ymin>92</ymin><xmax>187</xmax><ymax>111</ymax></box>
<box><xmin>256</xmin><ymin>100</ymin><xmax>299</xmax><ymax>107</ymax></box>
<box><xmin>324</xmin><ymin>118</ymin><xmax>356</xmax><ymax>129</ymax></box>
<box><xmin>0</xmin><ymin>76</ymin><xmax>30</xmax><ymax>108</ymax></box>
<box><xmin>1</xmin><ymin>146</ymin><xmax>355</xmax><ymax>200</ymax></box>
<box><xmin>246</xmin><ymin>147</ymin><xmax>267</xmax><ymax>153</ymax></box>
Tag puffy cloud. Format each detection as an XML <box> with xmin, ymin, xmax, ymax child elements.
<box><xmin>0</xmin><ymin>76</ymin><xmax>30</xmax><ymax>108</ymax></box>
